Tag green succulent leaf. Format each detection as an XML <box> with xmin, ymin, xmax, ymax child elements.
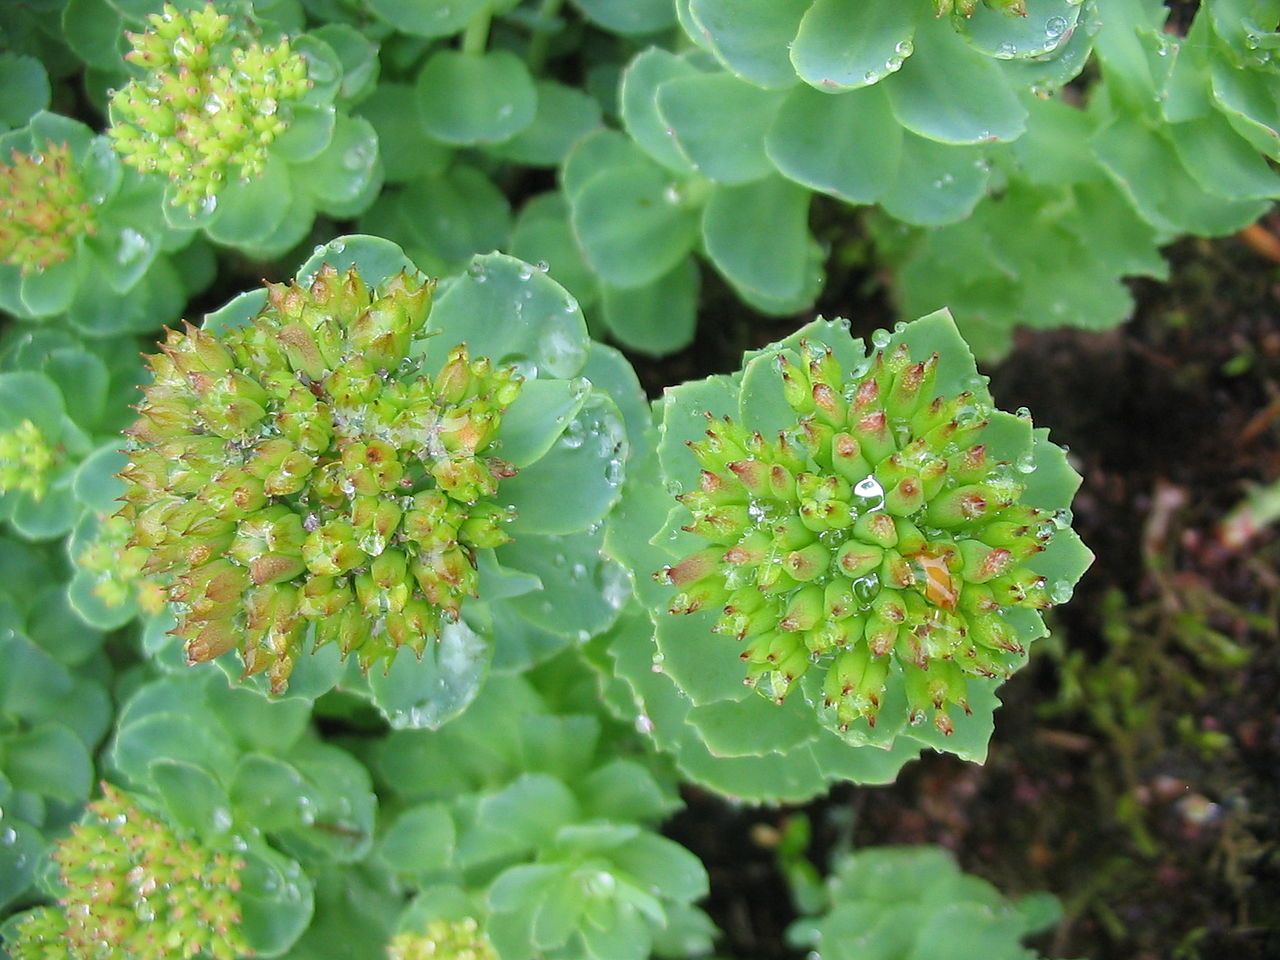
<box><xmin>766</xmin><ymin>82</ymin><xmax>903</xmax><ymax>204</ymax></box>
<box><xmin>791</xmin><ymin>0</ymin><xmax>917</xmax><ymax>92</ymax></box>
<box><xmin>598</xmin><ymin>257</ymin><xmax>699</xmax><ymax>357</ymax></box>
<box><xmin>885</xmin><ymin>16</ymin><xmax>1027</xmax><ymax>144</ymax></box>
<box><xmin>428</xmin><ymin>251</ymin><xmax>589</xmax><ymax>380</ymax></box>
<box><xmin>416</xmin><ymin>50</ymin><xmax>538</xmax><ymax>146</ymax></box>
<box><xmin>686</xmin><ymin>0</ymin><xmax>810</xmax><ymax>88</ymax></box>
<box><xmin>572</xmin><ymin>0</ymin><xmax>676</xmax><ymax>35</ymax></box>
<box><xmin>657</xmin><ymin>71</ymin><xmax>786</xmax><ymax>184</ymax></box>
<box><xmin>366</xmin><ymin>619</ymin><xmax>491</xmax><ymax>730</ymax></box>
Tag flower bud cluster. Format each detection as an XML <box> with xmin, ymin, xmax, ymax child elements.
<box><xmin>108</xmin><ymin>2</ymin><xmax>310</xmax><ymax>211</ymax></box>
<box><xmin>657</xmin><ymin>338</ymin><xmax>1062</xmax><ymax>735</ymax></box>
<box><xmin>0</xmin><ymin>141</ymin><xmax>98</xmax><ymax>274</ymax></box>
<box><xmin>388</xmin><ymin>919</ymin><xmax>496</xmax><ymax>960</ymax></box>
<box><xmin>120</xmin><ymin>264</ymin><xmax>523</xmax><ymax>692</ymax></box>
<box><xmin>77</xmin><ymin>513</ymin><xmax>167</xmax><ymax>614</ymax></box>
<box><xmin>934</xmin><ymin>0</ymin><xmax>1028</xmax><ymax>16</ymax></box>
<box><xmin>8</xmin><ymin>784</ymin><xmax>249</xmax><ymax>960</ymax></box>
<box><xmin>0</xmin><ymin>419</ymin><xmax>59</xmax><ymax>500</ymax></box>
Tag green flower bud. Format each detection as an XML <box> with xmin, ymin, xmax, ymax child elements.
<box><xmin>0</xmin><ymin>141</ymin><xmax>98</xmax><ymax>273</ymax></box>
<box><xmin>6</xmin><ymin>785</ymin><xmax>249</xmax><ymax>960</ymax></box>
<box><xmin>121</xmin><ymin>264</ymin><xmax>523</xmax><ymax>691</ymax></box>
<box><xmin>659</xmin><ymin>333</ymin><xmax>1081</xmax><ymax>734</ymax></box>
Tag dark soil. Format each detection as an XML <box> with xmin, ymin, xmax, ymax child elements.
<box><xmin>642</xmin><ymin>227</ymin><xmax>1280</xmax><ymax>960</ymax></box>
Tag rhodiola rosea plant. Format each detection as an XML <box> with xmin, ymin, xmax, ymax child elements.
<box><xmin>1</xmin><ymin>0</ymin><xmax>1274</xmax><ymax>956</ymax></box>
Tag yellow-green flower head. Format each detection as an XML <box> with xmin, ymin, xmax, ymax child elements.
<box><xmin>108</xmin><ymin>2</ymin><xmax>310</xmax><ymax>212</ymax></box>
<box><xmin>77</xmin><ymin>512</ymin><xmax>167</xmax><ymax>614</ymax></box>
<box><xmin>0</xmin><ymin>141</ymin><xmax>98</xmax><ymax>274</ymax></box>
<box><xmin>0</xmin><ymin>419</ymin><xmax>60</xmax><ymax>500</ymax></box>
<box><xmin>120</xmin><ymin>263</ymin><xmax>524</xmax><ymax>692</ymax></box>
<box><xmin>388</xmin><ymin>919</ymin><xmax>496</xmax><ymax>960</ymax></box>
<box><xmin>8</xmin><ymin>784</ymin><xmax>249</xmax><ymax>960</ymax></box>
<box><xmin>656</xmin><ymin>337</ymin><xmax>1066</xmax><ymax>735</ymax></box>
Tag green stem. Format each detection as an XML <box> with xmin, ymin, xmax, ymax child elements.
<box><xmin>526</xmin><ymin>0</ymin><xmax>566</xmax><ymax>73</ymax></box>
<box><xmin>461</xmin><ymin>5</ymin><xmax>493</xmax><ymax>56</ymax></box>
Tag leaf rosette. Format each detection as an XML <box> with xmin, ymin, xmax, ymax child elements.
<box><xmin>609</xmin><ymin>310</ymin><xmax>1091</xmax><ymax>797</ymax></box>
<box><xmin>120</xmin><ymin>237</ymin><xmax>624</xmax><ymax>723</ymax></box>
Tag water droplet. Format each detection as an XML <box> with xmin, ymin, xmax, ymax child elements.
<box><xmin>635</xmin><ymin>714</ymin><xmax>654</xmax><ymax>734</ymax></box>
<box><xmin>198</xmin><ymin>194</ymin><xmax>218</xmax><ymax>215</ymax></box>
<box><xmin>663</xmin><ymin>185</ymin><xmax>682</xmax><ymax>205</ymax></box>
<box><xmin>871</xmin><ymin>328</ymin><xmax>891</xmax><ymax>349</ymax></box>
<box><xmin>852</xmin><ymin>573</ymin><xmax>880</xmax><ymax>607</ymax></box>
<box><xmin>932</xmin><ymin>173</ymin><xmax>955</xmax><ymax>189</ymax></box>
<box><xmin>0</xmin><ymin>827</ymin><xmax>16</xmax><ymax>846</ymax></box>
<box><xmin>259</xmin><ymin>97</ymin><xmax>278</xmax><ymax>116</ymax></box>
<box><xmin>115</xmin><ymin>227</ymin><xmax>152</xmax><ymax>268</ymax></box>
<box><xmin>517</xmin><ymin>263</ymin><xmax>533</xmax><ymax>281</ymax></box>
<box><xmin>895</xmin><ymin>39</ymin><xmax>914</xmax><ymax>57</ymax></box>
<box><xmin>1049</xmin><ymin>580</ymin><xmax>1073</xmax><ymax>604</ymax></box>
<box><xmin>1045</xmin><ymin>16</ymin><xmax>1068</xmax><ymax>39</ymax></box>
<box><xmin>535</xmin><ymin>260</ymin><xmax>549</xmax><ymax>273</ymax></box>
<box><xmin>599</xmin><ymin>561</ymin><xmax>631</xmax><ymax>611</ymax></box>
<box><xmin>1014</xmin><ymin>451</ymin><xmax>1036</xmax><ymax>474</ymax></box>
<box><xmin>996</xmin><ymin>41</ymin><xmax>1018</xmax><ymax>58</ymax></box>
<box><xmin>342</xmin><ymin>143</ymin><xmax>372</xmax><ymax>170</ymax></box>
<box><xmin>1015</xmin><ymin>406</ymin><xmax>1033</xmax><ymax>422</ymax></box>
<box><xmin>331</xmin><ymin>240</ymin><xmax>346</xmax><ymax>253</ymax></box>
<box><xmin>560</xmin><ymin>419</ymin><xmax>586</xmax><ymax>450</ymax></box>
<box><xmin>651</xmin><ymin>651</ymin><xmax>665</xmax><ymax>673</ymax></box>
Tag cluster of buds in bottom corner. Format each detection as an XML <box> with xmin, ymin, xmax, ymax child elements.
<box><xmin>658</xmin><ymin>336</ymin><xmax>1069</xmax><ymax>736</ymax></box>
<box><xmin>388</xmin><ymin>919</ymin><xmax>496</xmax><ymax>960</ymax></box>
<box><xmin>0</xmin><ymin>141</ymin><xmax>97</xmax><ymax>274</ymax></box>
<box><xmin>119</xmin><ymin>263</ymin><xmax>523</xmax><ymax>691</ymax></box>
<box><xmin>7</xmin><ymin>784</ymin><xmax>248</xmax><ymax>960</ymax></box>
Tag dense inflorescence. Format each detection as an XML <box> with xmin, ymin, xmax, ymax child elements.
<box><xmin>387</xmin><ymin>919</ymin><xmax>496</xmax><ymax>960</ymax></box>
<box><xmin>120</xmin><ymin>263</ymin><xmax>523</xmax><ymax>692</ymax></box>
<box><xmin>0</xmin><ymin>419</ymin><xmax>59</xmax><ymax>499</ymax></box>
<box><xmin>0</xmin><ymin>141</ymin><xmax>97</xmax><ymax>274</ymax></box>
<box><xmin>7</xmin><ymin>785</ymin><xmax>249</xmax><ymax>960</ymax></box>
<box><xmin>108</xmin><ymin>2</ymin><xmax>310</xmax><ymax>211</ymax></box>
<box><xmin>657</xmin><ymin>337</ymin><xmax>1065</xmax><ymax>735</ymax></box>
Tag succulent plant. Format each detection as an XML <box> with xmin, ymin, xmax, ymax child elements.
<box><xmin>121</xmin><ymin>259</ymin><xmax>523</xmax><ymax>690</ymax></box>
<box><xmin>787</xmin><ymin>845</ymin><xmax>1063</xmax><ymax>960</ymax></box>
<box><xmin>5</xmin><ymin>784</ymin><xmax>250</xmax><ymax>960</ymax></box>
<box><xmin>606</xmin><ymin>310</ymin><xmax>1091</xmax><ymax>795</ymax></box>
<box><xmin>374</xmin><ymin>670</ymin><xmax>714</xmax><ymax>960</ymax></box>
<box><xmin>103</xmin><ymin>2</ymin><xmax>382</xmax><ymax>256</ymax></box>
<box><xmin>109</xmin><ymin>3</ymin><xmax>311</xmax><ymax>213</ymax></box>
<box><xmin>656</xmin><ymin>327</ymin><xmax>1069</xmax><ymax>735</ymax></box>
